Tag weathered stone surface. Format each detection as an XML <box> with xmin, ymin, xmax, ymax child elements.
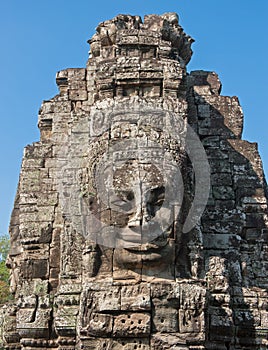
<box><xmin>113</xmin><ymin>313</ymin><xmax>151</xmax><ymax>337</ymax></box>
<box><xmin>121</xmin><ymin>284</ymin><xmax>151</xmax><ymax>311</ymax></box>
<box><xmin>2</xmin><ymin>12</ymin><xmax>268</xmax><ymax>350</ymax></box>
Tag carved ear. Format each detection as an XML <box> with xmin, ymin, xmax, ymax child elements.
<box><xmin>183</xmin><ymin>126</ymin><xmax>210</xmax><ymax>233</ymax></box>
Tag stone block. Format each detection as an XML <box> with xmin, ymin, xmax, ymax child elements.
<box><xmin>150</xmin><ymin>282</ymin><xmax>180</xmax><ymax>300</ymax></box>
<box><xmin>234</xmin><ymin>309</ymin><xmax>260</xmax><ymax>327</ymax></box>
<box><xmin>151</xmin><ymin>333</ymin><xmax>188</xmax><ymax>349</ymax></box>
<box><xmin>203</xmin><ymin>233</ymin><xmax>240</xmax><ymax>250</ymax></box>
<box><xmin>113</xmin><ymin>313</ymin><xmax>151</xmax><ymax>337</ymax></box>
<box><xmin>55</xmin><ymin>305</ymin><xmax>78</xmax><ymax>336</ymax></box>
<box><xmin>87</xmin><ymin>313</ymin><xmax>113</xmax><ymax>336</ymax></box>
<box><xmin>80</xmin><ymin>338</ymin><xmax>150</xmax><ymax>350</ymax></box>
<box><xmin>69</xmin><ymin>89</ymin><xmax>88</xmax><ymax>101</ymax></box>
<box><xmin>93</xmin><ymin>287</ymin><xmax>121</xmax><ymax>312</ymax></box>
<box><xmin>210</xmin><ymin>160</ymin><xmax>231</xmax><ymax>173</ymax></box>
<box><xmin>21</xmin><ymin>259</ymin><xmax>49</xmax><ymax>279</ymax></box>
<box><xmin>212</xmin><ymin>186</ymin><xmax>235</xmax><ymax>200</ymax></box>
<box><xmin>235</xmin><ymin>327</ymin><xmax>257</xmax><ymax>346</ymax></box>
<box><xmin>209</xmin><ymin>313</ymin><xmax>234</xmax><ymax>341</ymax></box>
<box><xmin>50</xmin><ymin>246</ymin><xmax>61</xmax><ymax>267</ymax></box>
<box><xmin>179</xmin><ymin>310</ymin><xmax>205</xmax><ymax>333</ymax></box>
<box><xmin>211</xmin><ymin>173</ymin><xmax>232</xmax><ymax>186</ymax></box>
<box><xmin>153</xmin><ymin>306</ymin><xmax>178</xmax><ymax>332</ymax></box>
<box><xmin>121</xmin><ymin>284</ymin><xmax>151</xmax><ymax>311</ymax></box>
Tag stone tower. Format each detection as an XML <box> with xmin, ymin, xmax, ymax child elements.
<box><xmin>2</xmin><ymin>13</ymin><xmax>268</xmax><ymax>350</ymax></box>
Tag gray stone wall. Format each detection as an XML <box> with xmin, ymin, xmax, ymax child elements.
<box><xmin>2</xmin><ymin>13</ymin><xmax>268</xmax><ymax>350</ymax></box>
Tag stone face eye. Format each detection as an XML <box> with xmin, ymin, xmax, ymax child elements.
<box><xmin>146</xmin><ymin>186</ymin><xmax>165</xmax><ymax>217</ymax></box>
<box><xmin>126</xmin><ymin>191</ymin><xmax>134</xmax><ymax>201</ymax></box>
<box><xmin>110</xmin><ymin>190</ymin><xmax>135</xmax><ymax>213</ymax></box>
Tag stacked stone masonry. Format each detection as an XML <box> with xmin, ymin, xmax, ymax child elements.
<box><xmin>1</xmin><ymin>13</ymin><xmax>268</xmax><ymax>350</ymax></box>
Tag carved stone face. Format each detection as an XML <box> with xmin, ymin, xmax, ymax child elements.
<box><xmin>111</xmin><ymin>161</ymin><xmax>165</xmax><ymax>240</ymax></box>
<box><xmin>78</xmin><ymin>106</ymin><xmax>186</xmax><ymax>275</ymax></box>
<box><xmin>96</xmin><ymin>160</ymin><xmax>176</xmax><ymax>270</ymax></box>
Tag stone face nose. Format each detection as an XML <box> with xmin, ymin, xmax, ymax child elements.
<box><xmin>127</xmin><ymin>204</ymin><xmax>151</xmax><ymax>227</ymax></box>
<box><xmin>127</xmin><ymin>212</ymin><xmax>142</xmax><ymax>227</ymax></box>
<box><xmin>127</xmin><ymin>179</ymin><xmax>156</xmax><ymax>228</ymax></box>
<box><xmin>127</xmin><ymin>182</ymin><xmax>148</xmax><ymax>228</ymax></box>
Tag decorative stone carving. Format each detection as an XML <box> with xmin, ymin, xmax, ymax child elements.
<box><xmin>2</xmin><ymin>12</ymin><xmax>268</xmax><ymax>350</ymax></box>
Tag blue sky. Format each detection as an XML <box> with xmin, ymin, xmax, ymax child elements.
<box><xmin>0</xmin><ymin>1</ymin><xmax>267</xmax><ymax>235</ymax></box>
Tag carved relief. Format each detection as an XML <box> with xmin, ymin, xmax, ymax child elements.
<box><xmin>2</xmin><ymin>12</ymin><xmax>268</xmax><ymax>350</ymax></box>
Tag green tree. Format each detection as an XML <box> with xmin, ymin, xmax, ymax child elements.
<box><xmin>0</xmin><ymin>235</ymin><xmax>9</xmax><ymax>262</ymax></box>
<box><xmin>0</xmin><ymin>235</ymin><xmax>11</xmax><ymax>304</ymax></box>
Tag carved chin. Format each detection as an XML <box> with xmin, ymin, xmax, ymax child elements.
<box><xmin>113</xmin><ymin>240</ymin><xmax>175</xmax><ymax>270</ymax></box>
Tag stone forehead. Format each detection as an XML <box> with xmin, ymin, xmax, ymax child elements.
<box><xmin>113</xmin><ymin>162</ymin><xmax>164</xmax><ymax>188</ymax></box>
<box><xmin>90</xmin><ymin>104</ymin><xmax>187</xmax><ymax>132</ymax></box>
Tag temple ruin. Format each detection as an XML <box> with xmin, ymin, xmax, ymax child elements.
<box><xmin>1</xmin><ymin>13</ymin><xmax>268</xmax><ymax>350</ymax></box>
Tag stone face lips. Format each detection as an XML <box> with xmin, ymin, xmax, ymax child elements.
<box><xmin>2</xmin><ymin>12</ymin><xmax>268</xmax><ymax>350</ymax></box>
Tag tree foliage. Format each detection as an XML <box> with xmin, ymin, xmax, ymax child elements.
<box><xmin>0</xmin><ymin>234</ymin><xmax>11</xmax><ymax>304</ymax></box>
<box><xmin>0</xmin><ymin>235</ymin><xmax>9</xmax><ymax>262</ymax></box>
